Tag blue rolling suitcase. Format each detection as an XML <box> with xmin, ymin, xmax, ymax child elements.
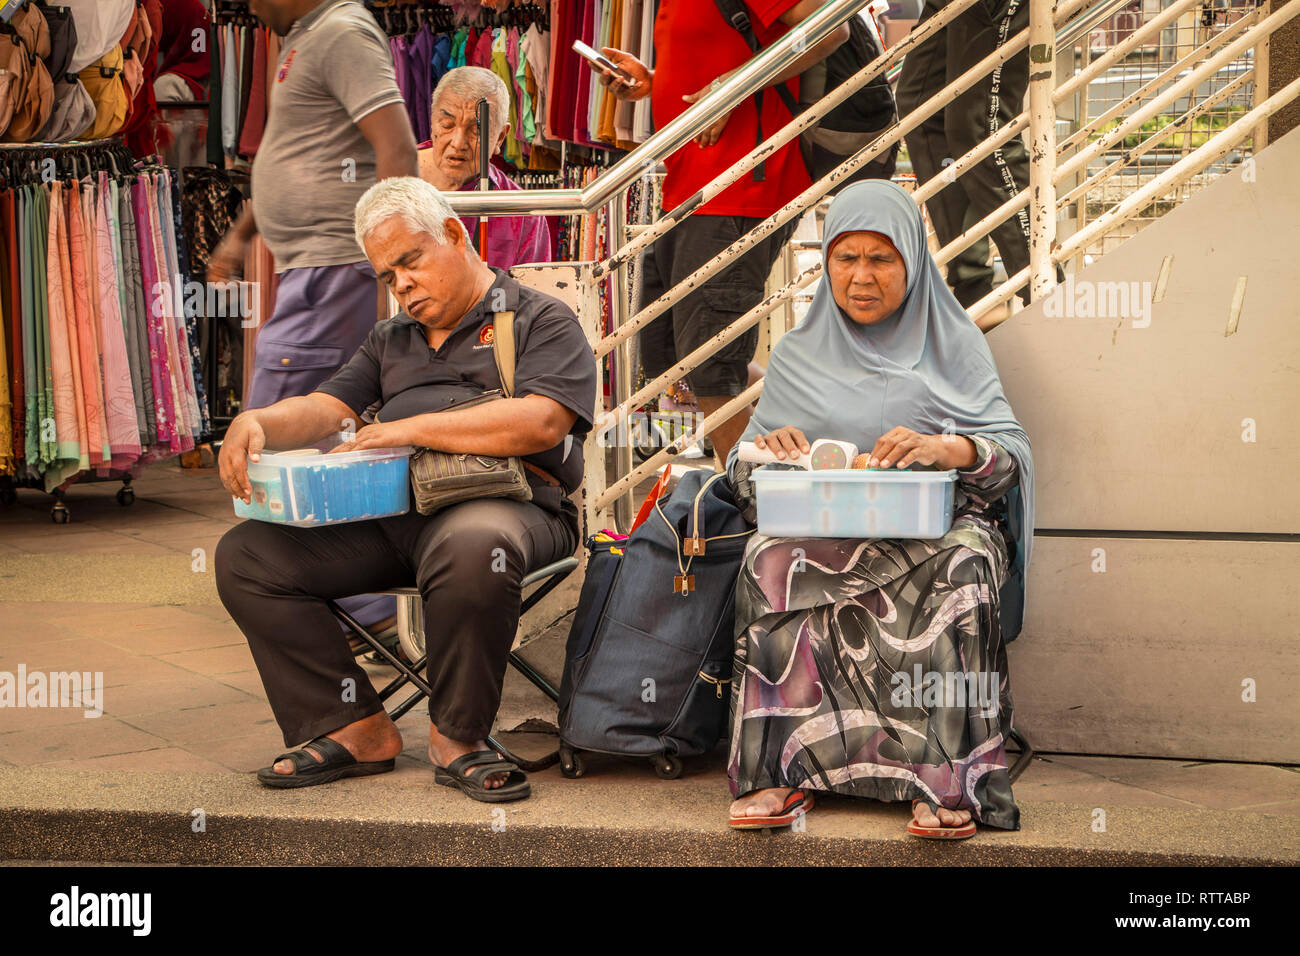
<box><xmin>557</xmin><ymin>470</ymin><xmax>754</xmax><ymax>778</ymax></box>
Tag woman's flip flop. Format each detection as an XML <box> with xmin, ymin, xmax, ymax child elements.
<box><xmin>256</xmin><ymin>734</ymin><xmax>396</xmax><ymax>789</ymax></box>
<box><xmin>729</xmin><ymin>789</ymin><xmax>814</xmax><ymax>830</ymax></box>
<box><xmin>433</xmin><ymin>750</ymin><xmax>531</xmax><ymax>803</ymax></box>
<box><xmin>907</xmin><ymin>798</ymin><xmax>977</xmax><ymax>840</ymax></box>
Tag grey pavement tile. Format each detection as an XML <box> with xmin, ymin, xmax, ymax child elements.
<box><xmin>101</xmin><ymin>673</ymin><xmax>255</xmax><ymax>717</ymax></box>
<box><xmin>210</xmin><ymin>669</ymin><xmax>268</xmax><ymax>700</ymax></box>
<box><xmin>42</xmin><ymin>602</ymin><xmax>206</xmax><ymax>636</ymax></box>
<box><xmin>97</xmin><ymin>619</ymin><xmax>245</xmax><ymax>657</ymax></box>
<box><xmin>156</xmin><ymin>643</ymin><xmax>257</xmax><ymax>677</ymax></box>
<box><xmin>0</xmin><ymin>716</ymin><xmax>169</xmax><ymax>765</ymax></box>
<box><xmin>1103</xmin><ymin>760</ymin><xmax>1300</xmax><ymax>811</ymax></box>
<box><xmin>183</xmin><ymin>729</ymin><xmax>286</xmax><ymax>773</ymax></box>
<box><xmin>121</xmin><ymin>698</ymin><xmax>283</xmax><ymax>746</ymax></box>
<box><xmin>40</xmin><ymin>746</ymin><xmax>232</xmax><ymax>774</ymax></box>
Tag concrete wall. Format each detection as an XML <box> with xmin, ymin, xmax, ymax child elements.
<box><xmin>989</xmin><ymin>125</ymin><xmax>1300</xmax><ymax>763</ymax></box>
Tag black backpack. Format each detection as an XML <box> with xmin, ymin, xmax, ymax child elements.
<box><xmin>714</xmin><ymin>0</ymin><xmax>898</xmax><ymax>184</ymax></box>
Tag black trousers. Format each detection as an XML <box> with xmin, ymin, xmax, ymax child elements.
<box><xmin>896</xmin><ymin>0</ymin><xmax>1032</xmax><ymax>305</ymax></box>
<box><xmin>639</xmin><ymin>213</ymin><xmax>800</xmax><ymax>398</ymax></box>
<box><xmin>215</xmin><ymin>498</ymin><xmax>578</xmax><ymax>747</ymax></box>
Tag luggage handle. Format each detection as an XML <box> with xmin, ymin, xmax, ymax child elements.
<box><xmin>653</xmin><ymin>472</ymin><xmax>753</xmax><ymax>594</ymax></box>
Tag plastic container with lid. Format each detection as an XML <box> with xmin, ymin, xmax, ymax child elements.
<box><xmin>751</xmin><ymin>466</ymin><xmax>957</xmax><ymax>539</ymax></box>
<box><xmin>232</xmin><ymin>446</ymin><xmax>413</xmax><ymax>527</ymax></box>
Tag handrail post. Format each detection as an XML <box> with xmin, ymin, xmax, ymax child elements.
<box><xmin>607</xmin><ymin>192</ymin><xmax>635</xmax><ymax>530</ymax></box>
<box><xmin>1028</xmin><ymin>0</ymin><xmax>1059</xmax><ymax>300</ymax></box>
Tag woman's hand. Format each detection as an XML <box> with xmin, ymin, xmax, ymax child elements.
<box><xmin>330</xmin><ymin>420</ymin><xmax>417</xmax><ymax>454</ymax></box>
<box><xmin>218</xmin><ymin>413</ymin><xmax>266</xmax><ymax>503</ymax></box>
<box><xmin>754</xmin><ymin>425</ymin><xmax>810</xmax><ymax>462</ymax></box>
<box><xmin>867</xmin><ymin>427</ymin><xmax>977</xmax><ymax>470</ymax></box>
<box><xmin>596</xmin><ymin>47</ymin><xmax>652</xmax><ymax>100</ymax></box>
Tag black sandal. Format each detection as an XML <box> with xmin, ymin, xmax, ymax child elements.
<box><xmin>256</xmin><ymin>734</ymin><xmax>396</xmax><ymax>789</ymax></box>
<box><xmin>433</xmin><ymin>750</ymin><xmax>531</xmax><ymax>803</ymax></box>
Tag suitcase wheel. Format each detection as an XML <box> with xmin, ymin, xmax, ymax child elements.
<box><xmin>559</xmin><ymin>745</ymin><xmax>586</xmax><ymax>779</ymax></box>
<box><xmin>650</xmin><ymin>753</ymin><xmax>682</xmax><ymax>780</ymax></box>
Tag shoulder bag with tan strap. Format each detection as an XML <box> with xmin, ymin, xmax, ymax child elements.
<box><xmin>407</xmin><ymin>310</ymin><xmax>534</xmax><ymax>516</ymax></box>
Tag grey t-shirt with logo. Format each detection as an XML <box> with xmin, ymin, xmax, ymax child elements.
<box><xmin>251</xmin><ymin>0</ymin><xmax>405</xmax><ymax>273</ymax></box>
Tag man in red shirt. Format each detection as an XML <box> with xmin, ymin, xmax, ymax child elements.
<box><xmin>601</xmin><ymin>0</ymin><xmax>847</xmax><ymax>463</ymax></box>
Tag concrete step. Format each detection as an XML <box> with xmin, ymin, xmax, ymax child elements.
<box><xmin>3</xmin><ymin>748</ymin><xmax>1296</xmax><ymax>867</ymax></box>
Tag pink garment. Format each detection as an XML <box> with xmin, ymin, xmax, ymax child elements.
<box><xmin>95</xmin><ymin>173</ymin><xmax>143</xmax><ymax>466</ymax></box>
<box><xmin>447</xmin><ymin>161</ymin><xmax>553</xmax><ymax>268</ymax></box>
<box><xmin>144</xmin><ymin>173</ymin><xmax>193</xmax><ymax>453</ymax></box>
<box><xmin>132</xmin><ymin>176</ymin><xmax>177</xmax><ymax>451</ymax></box>
<box><xmin>44</xmin><ymin>182</ymin><xmax>86</xmax><ymax>476</ymax></box>
<box><xmin>156</xmin><ymin>171</ymin><xmax>202</xmax><ymax>442</ymax></box>
<box><xmin>76</xmin><ymin>185</ymin><xmax>111</xmax><ymax>468</ymax></box>
<box><xmin>63</xmin><ymin>185</ymin><xmax>100</xmax><ymax>471</ymax></box>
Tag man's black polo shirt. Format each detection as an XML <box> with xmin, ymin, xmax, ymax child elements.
<box><xmin>316</xmin><ymin>269</ymin><xmax>596</xmax><ymax>512</ymax></box>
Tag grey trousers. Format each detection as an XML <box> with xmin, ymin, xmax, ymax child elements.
<box><xmin>215</xmin><ymin>498</ymin><xmax>578</xmax><ymax>746</ymax></box>
<box><xmin>896</xmin><ymin>0</ymin><xmax>1032</xmax><ymax>305</ymax></box>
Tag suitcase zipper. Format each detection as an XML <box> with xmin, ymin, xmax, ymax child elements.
<box><xmin>698</xmin><ymin>670</ymin><xmax>731</xmax><ymax>698</ymax></box>
<box><xmin>654</xmin><ymin>473</ymin><xmax>754</xmax><ymax>596</ymax></box>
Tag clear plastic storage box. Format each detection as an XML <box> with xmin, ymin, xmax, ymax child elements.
<box><xmin>233</xmin><ymin>447</ymin><xmax>413</xmax><ymax>527</ymax></box>
<box><xmin>751</xmin><ymin>467</ymin><xmax>958</xmax><ymax>539</ymax></box>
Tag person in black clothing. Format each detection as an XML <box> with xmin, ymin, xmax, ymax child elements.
<box><xmin>215</xmin><ymin>177</ymin><xmax>596</xmax><ymax>803</ymax></box>
<box><xmin>896</xmin><ymin>0</ymin><xmax>1035</xmax><ymax>307</ymax></box>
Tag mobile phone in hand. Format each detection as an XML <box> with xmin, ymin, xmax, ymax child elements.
<box><xmin>572</xmin><ymin>40</ymin><xmax>635</xmax><ymax>84</ymax></box>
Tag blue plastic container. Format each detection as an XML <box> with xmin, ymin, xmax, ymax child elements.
<box><xmin>751</xmin><ymin>466</ymin><xmax>957</xmax><ymax>539</ymax></box>
<box><xmin>233</xmin><ymin>447</ymin><xmax>413</xmax><ymax>527</ymax></box>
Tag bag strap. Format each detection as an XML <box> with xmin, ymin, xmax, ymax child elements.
<box><xmin>491</xmin><ymin>310</ymin><xmax>516</xmax><ymax>398</ymax></box>
<box><xmin>712</xmin><ymin>0</ymin><xmax>803</xmax><ymax>181</ymax></box>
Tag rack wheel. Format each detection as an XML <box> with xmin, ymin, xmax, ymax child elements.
<box><xmin>51</xmin><ymin>503</ymin><xmax>70</xmax><ymax>523</ymax></box>
<box><xmin>558</xmin><ymin>746</ymin><xmax>585</xmax><ymax>779</ymax></box>
<box><xmin>651</xmin><ymin>753</ymin><xmax>683</xmax><ymax>779</ymax></box>
<box><xmin>116</xmin><ymin>487</ymin><xmax>135</xmax><ymax>506</ymax></box>
<box><xmin>0</xmin><ymin>486</ymin><xmax>15</xmax><ymax>506</ymax></box>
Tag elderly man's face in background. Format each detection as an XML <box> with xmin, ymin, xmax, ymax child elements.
<box><xmin>428</xmin><ymin>94</ymin><xmax>509</xmax><ymax>188</ymax></box>
<box><xmin>365</xmin><ymin>216</ymin><xmax>475</xmax><ymax>330</ymax></box>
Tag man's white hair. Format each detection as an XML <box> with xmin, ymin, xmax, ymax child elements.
<box><xmin>430</xmin><ymin>66</ymin><xmax>510</xmax><ymax>145</ymax></box>
<box><xmin>354</xmin><ymin>176</ymin><xmax>463</xmax><ymax>250</ymax></box>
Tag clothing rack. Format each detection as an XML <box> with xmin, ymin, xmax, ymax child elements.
<box><xmin>0</xmin><ymin>138</ymin><xmax>209</xmax><ymax>521</ymax></box>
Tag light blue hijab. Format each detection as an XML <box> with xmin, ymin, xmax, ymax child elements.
<box><xmin>730</xmin><ymin>180</ymin><xmax>1035</xmax><ymax>641</ymax></box>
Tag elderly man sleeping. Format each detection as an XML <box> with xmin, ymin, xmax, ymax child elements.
<box><xmin>215</xmin><ymin>177</ymin><xmax>595</xmax><ymax>802</ymax></box>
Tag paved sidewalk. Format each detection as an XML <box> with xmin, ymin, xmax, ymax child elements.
<box><xmin>1</xmin><ymin>462</ymin><xmax>1298</xmax><ymax>864</ymax></box>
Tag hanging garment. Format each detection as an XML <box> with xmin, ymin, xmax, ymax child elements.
<box><xmin>408</xmin><ymin>23</ymin><xmax>435</xmax><ymax>144</ymax></box>
<box><xmin>2</xmin><ymin>3</ymin><xmax>55</xmax><ymax>142</ymax></box>
<box><xmin>64</xmin><ymin>0</ymin><xmax>136</xmax><ymax>75</ymax></box>
<box><xmin>79</xmin><ymin>45</ymin><xmax>130</xmax><ymax>139</ymax></box>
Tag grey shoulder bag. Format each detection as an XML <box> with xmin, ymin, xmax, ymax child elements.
<box><xmin>408</xmin><ymin>310</ymin><xmax>533</xmax><ymax>516</ymax></box>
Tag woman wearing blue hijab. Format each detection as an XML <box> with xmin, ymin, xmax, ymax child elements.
<box><xmin>725</xmin><ymin>180</ymin><xmax>1034</xmax><ymax>838</ymax></box>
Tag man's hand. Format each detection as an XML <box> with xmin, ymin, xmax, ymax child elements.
<box><xmin>330</xmin><ymin>420</ymin><xmax>416</xmax><ymax>454</ymax></box>
<box><xmin>219</xmin><ymin>413</ymin><xmax>267</xmax><ymax>503</ymax></box>
<box><xmin>207</xmin><ymin>229</ymin><xmax>247</xmax><ymax>284</ymax></box>
<box><xmin>596</xmin><ymin>47</ymin><xmax>652</xmax><ymax>100</ymax></box>
<box><xmin>681</xmin><ymin>79</ymin><xmax>735</xmax><ymax>147</ymax></box>
<box><xmin>866</xmin><ymin>427</ymin><xmax>977</xmax><ymax>470</ymax></box>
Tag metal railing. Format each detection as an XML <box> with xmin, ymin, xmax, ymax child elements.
<box><xmin>446</xmin><ymin>0</ymin><xmax>1298</xmax><ymax>535</ymax></box>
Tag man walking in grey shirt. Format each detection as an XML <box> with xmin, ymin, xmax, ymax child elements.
<box><xmin>208</xmin><ymin>0</ymin><xmax>417</xmax><ymax>634</ymax></box>
<box><xmin>207</xmin><ymin>0</ymin><xmax>417</xmax><ymax>408</ymax></box>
